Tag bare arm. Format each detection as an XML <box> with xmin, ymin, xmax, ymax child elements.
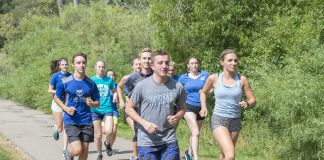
<box><xmin>239</xmin><ymin>76</ymin><xmax>256</xmax><ymax>109</ymax></box>
<box><xmin>117</xmin><ymin>75</ymin><xmax>128</xmax><ymax>108</ymax></box>
<box><xmin>53</xmin><ymin>95</ymin><xmax>76</xmax><ymax>115</ymax></box>
<box><xmin>125</xmin><ymin>100</ymin><xmax>158</xmax><ymax>134</ymax></box>
<box><xmin>48</xmin><ymin>85</ymin><xmax>56</xmax><ymax>94</ymax></box>
<box><xmin>199</xmin><ymin>74</ymin><xmax>217</xmax><ymax>117</ymax></box>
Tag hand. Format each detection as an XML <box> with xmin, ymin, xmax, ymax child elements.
<box><xmin>65</xmin><ymin>107</ymin><xmax>76</xmax><ymax>115</ymax></box>
<box><xmin>239</xmin><ymin>101</ymin><xmax>249</xmax><ymax>109</ymax></box>
<box><xmin>119</xmin><ymin>100</ymin><xmax>125</xmax><ymax>109</ymax></box>
<box><xmin>85</xmin><ymin>97</ymin><xmax>94</xmax><ymax>106</ymax></box>
<box><xmin>199</xmin><ymin>107</ymin><xmax>208</xmax><ymax>117</ymax></box>
<box><xmin>167</xmin><ymin>115</ymin><xmax>180</xmax><ymax>126</ymax></box>
<box><xmin>143</xmin><ymin>121</ymin><xmax>158</xmax><ymax>134</ymax></box>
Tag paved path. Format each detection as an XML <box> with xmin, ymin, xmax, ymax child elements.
<box><xmin>0</xmin><ymin>99</ymin><xmax>132</xmax><ymax>160</ymax></box>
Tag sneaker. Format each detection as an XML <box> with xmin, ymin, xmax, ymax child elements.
<box><xmin>184</xmin><ymin>150</ymin><xmax>192</xmax><ymax>160</ymax></box>
<box><xmin>62</xmin><ymin>149</ymin><xmax>68</xmax><ymax>157</ymax></box>
<box><xmin>64</xmin><ymin>150</ymin><xmax>74</xmax><ymax>160</ymax></box>
<box><xmin>130</xmin><ymin>155</ymin><xmax>139</xmax><ymax>160</ymax></box>
<box><xmin>97</xmin><ymin>154</ymin><xmax>103</xmax><ymax>160</ymax></box>
<box><xmin>53</xmin><ymin>125</ymin><xmax>59</xmax><ymax>141</ymax></box>
<box><xmin>104</xmin><ymin>141</ymin><xmax>113</xmax><ymax>156</ymax></box>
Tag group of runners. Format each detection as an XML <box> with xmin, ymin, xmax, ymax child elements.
<box><xmin>48</xmin><ymin>48</ymin><xmax>256</xmax><ymax>160</ymax></box>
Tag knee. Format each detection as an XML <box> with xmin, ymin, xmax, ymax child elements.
<box><xmin>105</xmin><ymin>128</ymin><xmax>113</xmax><ymax>135</ymax></box>
<box><xmin>71</xmin><ymin>147</ymin><xmax>82</xmax><ymax>156</ymax></box>
<box><xmin>223</xmin><ymin>151</ymin><xmax>235</xmax><ymax>160</ymax></box>
<box><xmin>191</xmin><ymin>130</ymin><xmax>200</xmax><ymax>137</ymax></box>
<box><xmin>94</xmin><ymin>131</ymin><xmax>102</xmax><ymax>139</ymax></box>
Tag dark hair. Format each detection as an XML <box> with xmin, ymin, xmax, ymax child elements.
<box><xmin>72</xmin><ymin>52</ymin><xmax>87</xmax><ymax>64</ymax></box>
<box><xmin>220</xmin><ymin>49</ymin><xmax>236</xmax><ymax>61</ymax></box>
<box><xmin>50</xmin><ymin>58</ymin><xmax>68</xmax><ymax>75</ymax></box>
<box><xmin>130</xmin><ymin>57</ymin><xmax>140</xmax><ymax>66</ymax></box>
<box><xmin>106</xmin><ymin>69</ymin><xmax>116</xmax><ymax>77</ymax></box>
<box><xmin>151</xmin><ymin>50</ymin><xmax>169</xmax><ymax>62</ymax></box>
<box><xmin>186</xmin><ymin>56</ymin><xmax>199</xmax><ymax>65</ymax></box>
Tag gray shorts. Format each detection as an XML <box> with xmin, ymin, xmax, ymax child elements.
<box><xmin>64</xmin><ymin>124</ymin><xmax>94</xmax><ymax>143</ymax></box>
<box><xmin>210</xmin><ymin>114</ymin><xmax>241</xmax><ymax>132</ymax></box>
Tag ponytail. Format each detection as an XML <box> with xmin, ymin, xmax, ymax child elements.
<box><xmin>50</xmin><ymin>60</ymin><xmax>59</xmax><ymax>75</ymax></box>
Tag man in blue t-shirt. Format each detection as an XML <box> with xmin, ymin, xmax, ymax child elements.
<box><xmin>54</xmin><ymin>53</ymin><xmax>100</xmax><ymax>160</ymax></box>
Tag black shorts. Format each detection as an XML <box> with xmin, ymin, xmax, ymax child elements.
<box><xmin>185</xmin><ymin>103</ymin><xmax>205</xmax><ymax>121</ymax></box>
<box><xmin>64</xmin><ymin>124</ymin><xmax>94</xmax><ymax>143</ymax></box>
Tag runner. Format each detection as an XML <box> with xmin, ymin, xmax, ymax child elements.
<box><xmin>91</xmin><ymin>61</ymin><xmax>117</xmax><ymax>160</ymax></box>
<box><xmin>168</xmin><ymin>60</ymin><xmax>179</xmax><ymax>81</ymax></box>
<box><xmin>54</xmin><ymin>52</ymin><xmax>100</xmax><ymax>160</ymax></box>
<box><xmin>106</xmin><ymin>69</ymin><xmax>119</xmax><ymax>154</ymax></box>
<box><xmin>125</xmin><ymin>50</ymin><xmax>186</xmax><ymax>160</ymax></box>
<box><xmin>117</xmin><ymin>57</ymin><xmax>141</xmax><ymax>109</ymax></box>
<box><xmin>48</xmin><ymin>58</ymin><xmax>71</xmax><ymax>157</ymax></box>
<box><xmin>124</xmin><ymin>48</ymin><xmax>153</xmax><ymax>160</ymax></box>
<box><xmin>200</xmin><ymin>49</ymin><xmax>256</xmax><ymax>160</ymax></box>
<box><xmin>178</xmin><ymin>56</ymin><xmax>210</xmax><ymax>160</ymax></box>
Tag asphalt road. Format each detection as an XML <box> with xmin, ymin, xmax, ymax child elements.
<box><xmin>0</xmin><ymin>98</ymin><xmax>133</xmax><ymax>160</ymax></box>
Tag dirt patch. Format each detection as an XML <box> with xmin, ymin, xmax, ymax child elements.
<box><xmin>0</xmin><ymin>134</ymin><xmax>31</xmax><ymax>160</ymax></box>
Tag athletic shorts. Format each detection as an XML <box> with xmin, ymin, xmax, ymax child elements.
<box><xmin>51</xmin><ymin>99</ymin><xmax>63</xmax><ymax>112</ymax></box>
<box><xmin>138</xmin><ymin>140</ymin><xmax>180</xmax><ymax>160</ymax></box>
<box><xmin>185</xmin><ymin>103</ymin><xmax>205</xmax><ymax>121</ymax></box>
<box><xmin>91</xmin><ymin>112</ymin><xmax>113</xmax><ymax>121</ymax></box>
<box><xmin>64</xmin><ymin>124</ymin><xmax>94</xmax><ymax>143</ymax></box>
<box><xmin>210</xmin><ymin>114</ymin><xmax>241</xmax><ymax>132</ymax></box>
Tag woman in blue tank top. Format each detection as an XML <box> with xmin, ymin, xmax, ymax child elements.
<box><xmin>178</xmin><ymin>57</ymin><xmax>209</xmax><ymax>160</ymax></box>
<box><xmin>200</xmin><ymin>49</ymin><xmax>256</xmax><ymax>160</ymax></box>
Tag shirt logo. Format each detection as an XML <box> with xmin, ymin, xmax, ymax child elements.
<box><xmin>200</xmin><ymin>76</ymin><xmax>205</xmax><ymax>81</ymax></box>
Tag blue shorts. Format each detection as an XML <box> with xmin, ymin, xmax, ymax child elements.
<box><xmin>138</xmin><ymin>140</ymin><xmax>180</xmax><ymax>160</ymax></box>
<box><xmin>91</xmin><ymin>112</ymin><xmax>113</xmax><ymax>121</ymax></box>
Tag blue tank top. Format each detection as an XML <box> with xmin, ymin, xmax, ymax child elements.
<box><xmin>213</xmin><ymin>73</ymin><xmax>242</xmax><ymax>118</ymax></box>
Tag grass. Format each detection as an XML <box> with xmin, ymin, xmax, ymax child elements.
<box><xmin>0</xmin><ymin>147</ymin><xmax>11</xmax><ymax>160</ymax></box>
<box><xmin>0</xmin><ymin>134</ymin><xmax>29</xmax><ymax>160</ymax></box>
<box><xmin>116</xmin><ymin>112</ymin><xmax>276</xmax><ymax>160</ymax></box>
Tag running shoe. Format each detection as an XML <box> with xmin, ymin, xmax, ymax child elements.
<box><xmin>130</xmin><ymin>155</ymin><xmax>139</xmax><ymax>160</ymax></box>
<box><xmin>64</xmin><ymin>151</ymin><xmax>74</xmax><ymax>160</ymax></box>
<box><xmin>62</xmin><ymin>149</ymin><xmax>68</xmax><ymax>157</ymax></box>
<box><xmin>104</xmin><ymin>141</ymin><xmax>113</xmax><ymax>156</ymax></box>
<box><xmin>97</xmin><ymin>154</ymin><xmax>103</xmax><ymax>160</ymax></box>
<box><xmin>184</xmin><ymin>150</ymin><xmax>192</xmax><ymax>160</ymax></box>
<box><xmin>53</xmin><ymin>125</ymin><xmax>59</xmax><ymax>141</ymax></box>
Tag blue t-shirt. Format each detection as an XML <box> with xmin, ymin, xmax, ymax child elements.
<box><xmin>55</xmin><ymin>75</ymin><xmax>100</xmax><ymax>125</ymax></box>
<box><xmin>178</xmin><ymin>70</ymin><xmax>209</xmax><ymax>106</ymax></box>
<box><xmin>172</xmin><ymin>75</ymin><xmax>180</xmax><ymax>81</ymax></box>
<box><xmin>91</xmin><ymin>76</ymin><xmax>115</xmax><ymax>114</ymax></box>
<box><xmin>111</xmin><ymin>83</ymin><xmax>118</xmax><ymax>114</ymax></box>
<box><xmin>49</xmin><ymin>71</ymin><xmax>72</xmax><ymax>99</ymax></box>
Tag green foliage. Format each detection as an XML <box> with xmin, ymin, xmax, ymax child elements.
<box><xmin>0</xmin><ymin>2</ymin><xmax>153</xmax><ymax>111</ymax></box>
<box><xmin>1</xmin><ymin>0</ymin><xmax>324</xmax><ymax>159</ymax></box>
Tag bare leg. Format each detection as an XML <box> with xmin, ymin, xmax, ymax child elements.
<box><xmin>69</xmin><ymin>140</ymin><xmax>82</xmax><ymax>157</ymax></box>
<box><xmin>93</xmin><ymin>120</ymin><xmax>103</xmax><ymax>156</ymax></box>
<box><xmin>184</xmin><ymin>112</ymin><xmax>201</xmax><ymax>160</ymax></box>
<box><xmin>213</xmin><ymin>126</ymin><xmax>239</xmax><ymax>160</ymax></box>
<box><xmin>52</xmin><ymin>111</ymin><xmax>63</xmax><ymax>132</ymax></box>
<box><xmin>79</xmin><ymin>142</ymin><xmax>89</xmax><ymax>160</ymax></box>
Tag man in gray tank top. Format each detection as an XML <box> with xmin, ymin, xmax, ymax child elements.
<box><xmin>125</xmin><ymin>50</ymin><xmax>186</xmax><ymax>160</ymax></box>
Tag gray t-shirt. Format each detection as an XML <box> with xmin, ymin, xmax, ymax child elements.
<box><xmin>130</xmin><ymin>76</ymin><xmax>186</xmax><ymax>146</ymax></box>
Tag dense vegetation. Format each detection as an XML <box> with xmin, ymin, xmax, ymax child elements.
<box><xmin>0</xmin><ymin>0</ymin><xmax>323</xmax><ymax>159</ymax></box>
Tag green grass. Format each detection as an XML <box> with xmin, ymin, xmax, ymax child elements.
<box><xmin>0</xmin><ymin>145</ymin><xmax>12</xmax><ymax>160</ymax></box>
<box><xmin>117</xmin><ymin>112</ymin><xmax>276</xmax><ymax>160</ymax></box>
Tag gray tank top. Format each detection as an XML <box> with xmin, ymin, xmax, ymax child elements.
<box><xmin>213</xmin><ymin>73</ymin><xmax>242</xmax><ymax>118</ymax></box>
